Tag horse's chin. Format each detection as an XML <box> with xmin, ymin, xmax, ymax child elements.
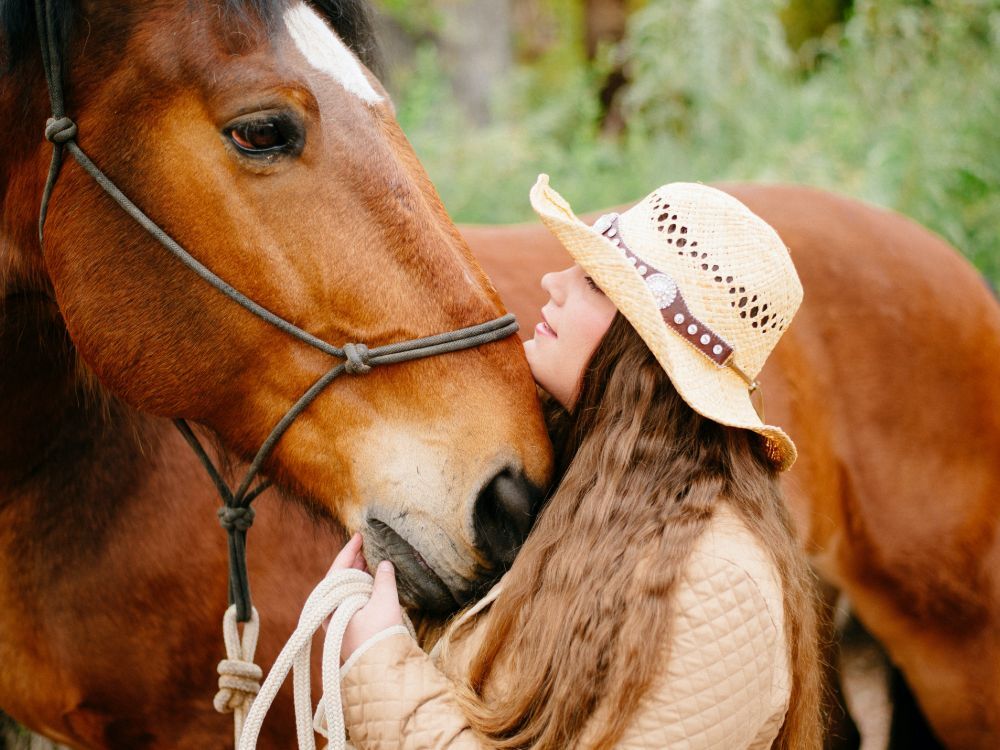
<box><xmin>363</xmin><ymin>519</ymin><xmax>470</xmax><ymax>616</ymax></box>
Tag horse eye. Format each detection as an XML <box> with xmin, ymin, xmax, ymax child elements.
<box><xmin>224</xmin><ymin>113</ymin><xmax>303</xmax><ymax>159</ymax></box>
<box><xmin>229</xmin><ymin>121</ymin><xmax>285</xmax><ymax>152</ymax></box>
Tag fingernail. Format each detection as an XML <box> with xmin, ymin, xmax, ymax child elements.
<box><xmin>378</xmin><ymin>560</ymin><xmax>393</xmax><ymax>574</ymax></box>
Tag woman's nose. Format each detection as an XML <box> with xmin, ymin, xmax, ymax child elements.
<box><xmin>540</xmin><ymin>270</ymin><xmax>564</xmax><ymax>303</ymax></box>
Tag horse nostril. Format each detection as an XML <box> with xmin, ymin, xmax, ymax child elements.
<box><xmin>473</xmin><ymin>470</ymin><xmax>538</xmax><ymax>570</ymax></box>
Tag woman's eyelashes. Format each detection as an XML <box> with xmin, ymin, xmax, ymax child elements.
<box><xmin>584</xmin><ymin>276</ymin><xmax>603</xmax><ymax>294</ymax></box>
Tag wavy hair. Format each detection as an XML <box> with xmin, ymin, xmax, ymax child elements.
<box><xmin>455</xmin><ymin>312</ymin><xmax>822</xmax><ymax>749</ymax></box>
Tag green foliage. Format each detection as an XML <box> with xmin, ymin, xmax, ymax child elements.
<box><xmin>375</xmin><ymin>0</ymin><xmax>441</xmax><ymax>34</ymax></box>
<box><xmin>391</xmin><ymin>0</ymin><xmax>1000</xmax><ymax>284</ymax></box>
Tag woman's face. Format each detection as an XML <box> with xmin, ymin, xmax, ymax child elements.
<box><xmin>524</xmin><ymin>264</ymin><xmax>618</xmax><ymax>410</ymax></box>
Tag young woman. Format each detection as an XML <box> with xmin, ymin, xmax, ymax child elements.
<box><xmin>328</xmin><ymin>175</ymin><xmax>822</xmax><ymax>749</ymax></box>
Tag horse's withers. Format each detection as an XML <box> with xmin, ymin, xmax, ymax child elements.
<box><xmin>29</xmin><ymin>1</ymin><xmax>552</xmax><ymax>611</ymax></box>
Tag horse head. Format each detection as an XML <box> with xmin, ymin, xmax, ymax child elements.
<box><xmin>1</xmin><ymin>0</ymin><xmax>552</xmax><ymax>614</ymax></box>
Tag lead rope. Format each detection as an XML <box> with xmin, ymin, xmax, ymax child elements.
<box><xmin>214</xmin><ymin>606</ymin><xmax>263</xmax><ymax>746</ymax></box>
<box><xmin>235</xmin><ymin>568</ymin><xmax>415</xmax><ymax>750</ymax></box>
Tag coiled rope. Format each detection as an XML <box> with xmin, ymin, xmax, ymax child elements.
<box><xmin>232</xmin><ymin>568</ymin><xmax>414</xmax><ymax>749</ymax></box>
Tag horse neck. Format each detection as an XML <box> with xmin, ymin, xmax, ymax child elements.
<box><xmin>0</xmin><ymin>280</ymin><xmax>159</xmax><ymax>503</ymax></box>
<box><xmin>0</xmin><ymin>65</ymin><xmax>166</xmax><ymax>542</ymax></box>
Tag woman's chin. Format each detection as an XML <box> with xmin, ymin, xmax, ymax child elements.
<box><xmin>523</xmin><ymin>337</ymin><xmax>537</xmax><ymax>362</ymax></box>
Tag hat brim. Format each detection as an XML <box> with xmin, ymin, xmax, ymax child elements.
<box><xmin>529</xmin><ymin>175</ymin><xmax>797</xmax><ymax>471</ymax></box>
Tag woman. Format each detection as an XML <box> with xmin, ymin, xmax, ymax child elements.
<box><xmin>329</xmin><ymin>175</ymin><xmax>822</xmax><ymax>749</ymax></box>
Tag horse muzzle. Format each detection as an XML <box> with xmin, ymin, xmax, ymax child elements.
<box><xmin>362</xmin><ymin>469</ymin><xmax>543</xmax><ymax>615</ymax></box>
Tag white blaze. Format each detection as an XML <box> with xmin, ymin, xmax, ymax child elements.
<box><xmin>284</xmin><ymin>3</ymin><xmax>382</xmax><ymax>104</ymax></box>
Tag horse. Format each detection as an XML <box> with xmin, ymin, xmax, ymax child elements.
<box><xmin>0</xmin><ymin>1</ymin><xmax>552</xmax><ymax>747</ymax></box>
<box><xmin>460</xmin><ymin>182</ymin><xmax>1000</xmax><ymax>749</ymax></box>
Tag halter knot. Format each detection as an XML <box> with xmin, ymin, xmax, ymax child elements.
<box><xmin>343</xmin><ymin>343</ymin><xmax>372</xmax><ymax>374</ymax></box>
<box><xmin>45</xmin><ymin>116</ymin><xmax>77</xmax><ymax>144</ymax></box>
<box><xmin>214</xmin><ymin>657</ymin><xmax>263</xmax><ymax>711</ymax></box>
<box><xmin>218</xmin><ymin>505</ymin><xmax>256</xmax><ymax>532</ymax></box>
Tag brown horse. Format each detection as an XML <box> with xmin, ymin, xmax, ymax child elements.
<box><xmin>0</xmin><ymin>1</ymin><xmax>551</xmax><ymax>747</ymax></box>
<box><xmin>461</xmin><ymin>183</ymin><xmax>1000</xmax><ymax>749</ymax></box>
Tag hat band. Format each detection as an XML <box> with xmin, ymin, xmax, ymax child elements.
<box><xmin>593</xmin><ymin>213</ymin><xmax>757</xmax><ymax>390</ymax></box>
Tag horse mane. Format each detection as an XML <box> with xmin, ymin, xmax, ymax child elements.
<box><xmin>0</xmin><ymin>0</ymin><xmax>381</xmax><ymax>74</ymax></box>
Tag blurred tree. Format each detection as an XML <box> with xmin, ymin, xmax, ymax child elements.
<box><xmin>370</xmin><ymin>0</ymin><xmax>439</xmax><ymax>97</ymax></box>
<box><xmin>781</xmin><ymin>0</ymin><xmax>853</xmax><ymax>51</ymax></box>
<box><xmin>511</xmin><ymin>0</ymin><xmax>564</xmax><ymax>62</ymax></box>
<box><xmin>584</xmin><ymin>0</ymin><xmax>628</xmax><ymax>58</ymax></box>
<box><xmin>437</xmin><ymin>0</ymin><xmax>514</xmax><ymax>124</ymax></box>
<box><xmin>372</xmin><ymin>0</ymin><xmax>512</xmax><ymax>124</ymax></box>
<box><xmin>584</xmin><ymin>0</ymin><xmax>629</xmax><ymax>132</ymax></box>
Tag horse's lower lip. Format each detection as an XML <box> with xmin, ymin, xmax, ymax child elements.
<box><xmin>365</xmin><ymin>519</ymin><xmax>462</xmax><ymax>615</ymax></box>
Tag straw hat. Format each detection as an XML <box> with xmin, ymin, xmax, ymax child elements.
<box><xmin>529</xmin><ymin>174</ymin><xmax>803</xmax><ymax>471</ymax></box>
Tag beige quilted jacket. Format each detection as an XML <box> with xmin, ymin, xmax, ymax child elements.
<box><xmin>338</xmin><ymin>506</ymin><xmax>791</xmax><ymax>749</ymax></box>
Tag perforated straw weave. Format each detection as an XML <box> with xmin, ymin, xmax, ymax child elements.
<box><xmin>530</xmin><ymin>174</ymin><xmax>803</xmax><ymax>471</ymax></box>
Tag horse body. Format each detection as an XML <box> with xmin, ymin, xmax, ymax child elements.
<box><xmin>0</xmin><ymin>372</ymin><xmax>334</xmax><ymax>747</ymax></box>
<box><xmin>461</xmin><ymin>183</ymin><xmax>1000</xmax><ymax>748</ymax></box>
<box><xmin>2</xmin><ymin>1</ymin><xmax>551</xmax><ymax>746</ymax></box>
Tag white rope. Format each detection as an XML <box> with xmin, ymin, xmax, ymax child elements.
<box><xmin>215</xmin><ymin>605</ymin><xmax>263</xmax><ymax>748</ymax></box>
<box><xmin>234</xmin><ymin>568</ymin><xmax>415</xmax><ymax>750</ymax></box>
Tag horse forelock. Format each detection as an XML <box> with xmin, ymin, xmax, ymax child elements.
<box><xmin>0</xmin><ymin>0</ymin><xmax>381</xmax><ymax>74</ymax></box>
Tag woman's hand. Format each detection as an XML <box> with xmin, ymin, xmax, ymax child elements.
<box><xmin>328</xmin><ymin>532</ymin><xmax>405</xmax><ymax>664</ymax></box>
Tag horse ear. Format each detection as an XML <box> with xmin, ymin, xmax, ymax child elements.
<box><xmin>306</xmin><ymin>0</ymin><xmax>383</xmax><ymax>78</ymax></box>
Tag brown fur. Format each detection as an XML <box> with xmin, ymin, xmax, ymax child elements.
<box><xmin>462</xmin><ymin>184</ymin><xmax>1000</xmax><ymax>748</ymax></box>
<box><xmin>450</xmin><ymin>314</ymin><xmax>821</xmax><ymax>749</ymax></box>
<box><xmin>0</xmin><ymin>2</ymin><xmax>551</xmax><ymax>747</ymax></box>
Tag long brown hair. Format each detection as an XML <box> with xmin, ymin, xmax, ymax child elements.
<box><xmin>455</xmin><ymin>313</ymin><xmax>822</xmax><ymax>749</ymax></box>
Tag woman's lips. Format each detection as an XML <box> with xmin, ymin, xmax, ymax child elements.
<box><xmin>536</xmin><ymin>321</ymin><xmax>557</xmax><ymax>338</ymax></box>
<box><xmin>537</xmin><ymin>312</ymin><xmax>557</xmax><ymax>338</ymax></box>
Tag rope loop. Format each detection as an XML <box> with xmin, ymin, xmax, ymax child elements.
<box><xmin>342</xmin><ymin>343</ymin><xmax>371</xmax><ymax>374</ymax></box>
<box><xmin>215</xmin><ymin>605</ymin><xmax>263</xmax><ymax>746</ymax></box>
<box><xmin>218</xmin><ymin>505</ymin><xmax>256</xmax><ymax>532</ymax></box>
<box><xmin>44</xmin><ymin>116</ymin><xmax>77</xmax><ymax>144</ymax></box>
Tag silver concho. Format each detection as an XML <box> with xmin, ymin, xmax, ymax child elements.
<box><xmin>592</xmin><ymin>212</ymin><xmax>619</xmax><ymax>235</ymax></box>
<box><xmin>646</xmin><ymin>273</ymin><xmax>678</xmax><ymax>309</ymax></box>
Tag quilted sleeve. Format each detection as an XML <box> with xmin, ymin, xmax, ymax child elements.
<box><xmin>614</xmin><ymin>554</ymin><xmax>785</xmax><ymax>749</ymax></box>
<box><xmin>340</xmin><ymin>631</ymin><xmax>483</xmax><ymax>750</ymax></box>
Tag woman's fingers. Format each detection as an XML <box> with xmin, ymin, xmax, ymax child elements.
<box><xmin>329</xmin><ymin>532</ymin><xmax>364</xmax><ymax>573</ymax></box>
<box><xmin>367</xmin><ymin>561</ymin><xmax>403</xmax><ymax>623</ymax></box>
<box><xmin>370</xmin><ymin>560</ymin><xmax>397</xmax><ymax>603</ymax></box>
<box><xmin>340</xmin><ymin>560</ymin><xmax>404</xmax><ymax>663</ymax></box>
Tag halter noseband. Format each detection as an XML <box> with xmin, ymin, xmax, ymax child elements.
<box><xmin>33</xmin><ymin>0</ymin><xmax>518</xmax><ymax>622</ymax></box>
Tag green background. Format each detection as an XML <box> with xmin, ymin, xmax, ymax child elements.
<box><xmin>373</xmin><ymin>0</ymin><xmax>1000</xmax><ymax>285</ymax></box>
